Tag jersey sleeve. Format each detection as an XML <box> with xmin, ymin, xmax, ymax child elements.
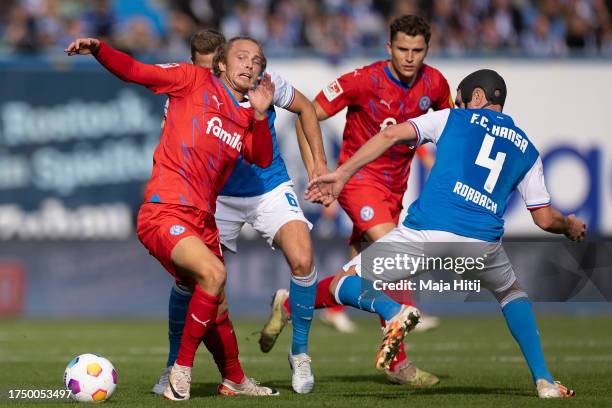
<box><xmin>94</xmin><ymin>42</ymin><xmax>197</xmax><ymax>97</ymax></box>
<box><xmin>408</xmin><ymin>109</ymin><xmax>451</xmax><ymax>146</ymax></box>
<box><xmin>268</xmin><ymin>70</ymin><xmax>295</xmax><ymax>109</ymax></box>
<box><xmin>242</xmin><ymin>117</ymin><xmax>273</xmax><ymax>168</ymax></box>
<box><xmin>517</xmin><ymin>157</ymin><xmax>551</xmax><ymax>210</ymax></box>
<box><xmin>314</xmin><ymin>69</ymin><xmax>363</xmax><ymax>116</ymax></box>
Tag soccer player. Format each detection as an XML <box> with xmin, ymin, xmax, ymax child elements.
<box><xmin>261</xmin><ymin>14</ymin><xmax>449</xmax><ymax>386</ymax></box>
<box><xmin>153</xmin><ymin>30</ymin><xmax>327</xmax><ymax>395</ymax></box>
<box><xmin>306</xmin><ymin>69</ymin><xmax>584</xmax><ymax>399</ymax></box>
<box><xmin>64</xmin><ymin>36</ymin><xmax>282</xmax><ymax>400</ymax></box>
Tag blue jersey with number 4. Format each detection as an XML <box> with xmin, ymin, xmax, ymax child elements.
<box><xmin>403</xmin><ymin>108</ymin><xmax>551</xmax><ymax>242</ymax></box>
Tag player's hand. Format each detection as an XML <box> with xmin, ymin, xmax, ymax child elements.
<box><xmin>307</xmin><ymin>163</ymin><xmax>331</xmax><ymax>204</ymax></box>
<box><xmin>64</xmin><ymin>38</ymin><xmax>101</xmax><ymax>56</ymax></box>
<box><xmin>250</xmin><ymin>73</ymin><xmax>274</xmax><ymax>120</ymax></box>
<box><xmin>304</xmin><ymin>170</ymin><xmax>347</xmax><ymax>206</ymax></box>
<box><xmin>564</xmin><ymin>214</ymin><xmax>586</xmax><ymax>242</ymax></box>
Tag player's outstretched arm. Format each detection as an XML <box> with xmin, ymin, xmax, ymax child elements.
<box><xmin>530</xmin><ymin>206</ymin><xmax>586</xmax><ymax>242</ymax></box>
<box><xmin>65</xmin><ymin>38</ymin><xmax>190</xmax><ymax>96</ymax></box>
<box><xmin>305</xmin><ymin>122</ymin><xmax>416</xmax><ymax>205</ymax></box>
<box><xmin>294</xmin><ymin>98</ymin><xmax>329</xmax><ymax>180</ymax></box>
<box><xmin>334</xmin><ymin>121</ymin><xmax>416</xmax><ymax>181</ymax></box>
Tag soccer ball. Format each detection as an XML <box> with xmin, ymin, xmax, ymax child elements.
<box><xmin>63</xmin><ymin>354</ymin><xmax>117</xmax><ymax>402</ymax></box>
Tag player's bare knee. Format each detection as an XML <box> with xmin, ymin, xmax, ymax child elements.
<box><xmin>193</xmin><ymin>262</ymin><xmax>226</xmax><ymax>291</ymax></box>
<box><xmin>288</xmin><ymin>251</ymin><xmax>313</xmax><ymax>277</ymax></box>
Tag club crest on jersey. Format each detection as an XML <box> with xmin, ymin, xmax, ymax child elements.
<box><xmin>323</xmin><ymin>80</ymin><xmax>343</xmax><ymax>101</ymax></box>
<box><xmin>170</xmin><ymin>225</ymin><xmax>186</xmax><ymax>236</ymax></box>
<box><xmin>380</xmin><ymin>117</ymin><xmax>398</xmax><ymax>130</ymax></box>
<box><xmin>360</xmin><ymin>206</ymin><xmax>375</xmax><ymax>221</ymax></box>
<box><xmin>418</xmin><ymin>95</ymin><xmax>431</xmax><ymax>111</ymax></box>
<box><xmin>206</xmin><ymin>116</ymin><xmax>243</xmax><ymax>152</ymax></box>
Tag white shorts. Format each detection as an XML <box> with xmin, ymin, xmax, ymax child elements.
<box><xmin>215</xmin><ymin>182</ymin><xmax>312</xmax><ymax>253</ymax></box>
<box><xmin>342</xmin><ymin>225</ymin><xmax>516</xmax><ymax>294</ymax></box>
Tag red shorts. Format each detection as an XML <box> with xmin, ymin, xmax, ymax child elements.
<box><xmin>337</xmin><ymin>179</ymin><xmax>403</xmax><ymax>245</ymax></box>
<box><xmin>137</xmin><ymin>203</ymin><xmax>223</xmax><ymax>287</ymax></box>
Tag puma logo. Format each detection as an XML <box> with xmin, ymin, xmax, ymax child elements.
<box><xmin>380</xmin><ymin>99</ymin><xmax>391</xmax><ymax>109</ymax></box>
<box><xmin>191</xmin><ymin>314</ymin><xmax>211</xmax><ymax>327</ymax></box>
<box><xmin>212</xmin><ymin>95</ymin><xmax>223</xmax><ymax>109</ymax></box>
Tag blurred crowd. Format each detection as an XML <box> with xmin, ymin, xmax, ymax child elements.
<box><xmin>1</xmin><ymin>0</ymin><xmax>612</xmax><ymax>59</ymax></box>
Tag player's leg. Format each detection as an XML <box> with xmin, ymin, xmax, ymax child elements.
<box><xmin>153</xmin><ymin>196</ymin><xmax>245</xmax><ymax>395</ymax></box>
<box><xmin>318</xmin><ymin>240</ymin><xmax>360</xmax><ymax>333</ymax></box>
<box><xmin>198</xmin><ymin>196</ymin><xmax>278</xmax><ymax>396</ymax></box>
<box><xmin>328</xmin><ymin>260</ymin><xmax>420</xmax><ymax>371</ymax></box>
<box><xmin>151</xmin><ymin>282</ymin><xmax>191</xmax><ymax>395</ymax></box>
<box><xmin>361</xmin><ymin>222</ymin><xmax>438</xmax><ymax>386</ymax></box>
<box><xmin>165</xmin><ymin>235</ymin><xmax>225</xmax><ymax>399</ymax></box>
<box><xmin>136</xmin><ymin>204</ymin><xmax>226</xmax><ymax>400</ymax></box>
<box><xmin>252</xmin><ymin>183</ymin><xmax>317</xmax><ymax>393</ymax></box>
<box><xmin>476</xmin><ymin>243</ymin><xmax>575</xmax><ymax>398</ymax></box>
<box><xmin>273</xmin><ymin>220</ymin><xmax>317</xmax><ymax>393</ymax></box>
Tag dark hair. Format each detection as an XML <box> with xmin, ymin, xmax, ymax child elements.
<box><xmin>389</xmin><ymin>15</ymin><xmax>431</xmax><ymax>44</ymax></box>
<box><xmin>457</xmin><ymin>69</ymin><xmax>507</xmax><ymax>108</ymax></box>
<box><xmin>212</xmin><ymin>36</ymin><xmax>267</xmax><ymax>77</ymax></box>
<box><xmin>190</xmin><ymin>29</ymin><xmax>225</xmax><ymax>61</ymax></box>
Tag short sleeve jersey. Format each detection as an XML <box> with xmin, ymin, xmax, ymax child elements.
<box><xmin>404</xmin><ymin>108</ymin><xmax>550</xmax><ymax>241</ymax></box>
<box><xmin>315</xmin><ymin>61</ymin><xmax>452</xmax><ymax>193</ymax></box>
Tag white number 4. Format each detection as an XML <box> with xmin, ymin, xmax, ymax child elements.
<box><xmin>475</xmin><ymin>134</ymin><xmax>506</xmax><ymax>193</ymax></box>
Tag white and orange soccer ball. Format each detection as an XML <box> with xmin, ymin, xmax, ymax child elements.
<box><xmin>64</xmin><ymin>354</ymin><xmax>117</xmax><ymax>402</ymax></box>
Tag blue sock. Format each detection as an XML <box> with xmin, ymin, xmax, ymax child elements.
<box><xmin>336</xmin><ymin>275</ymin><xmax>401</xmax><ymax>321</ymax></box>
<box><xmin>502</xmin><ymin>298</ymin><xmax>554</xmax><ymax>384</ymax></box>
<box><xmin>290</xmin><ymin>268</ymin><xmax>317</xmax><ymax>355</ymax></box>
<box><xmin>166</xmin><ymin>284</ymin><xmax>191</xmax><ymax>367</ymax></box>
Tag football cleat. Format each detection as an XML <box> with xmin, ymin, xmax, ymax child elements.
<box><xmin>536</xmin><ymin>379</ymin><xmax>576</xmax><ymax>398</ymax></box>
<box><xmin>375</xmin><ymin>305</ymin><xmax>420</xmax><ymax>371</ymax></box>
<box><xmin>151</xmin><ymin>366</ymin><xmax>171</xmax><ymax>395</ymax></box>
<box><xmin>259</xmin><ymin>289</ymin><xmax>290</xmax><ymax>353</ymax></box>
<box><xmin>163</xmin><ymin>363</ymin><xmax>191</xmax><ymax>401</ymax></box>
<box><xmin>319</xmin><ymin>309</ymin><xmax>357</xmax><ymax>333</ymax></box>
<box><xmin>288</xmin><ymin>353</ymin><xmax>314</xmax><ymax>394</ymax></box>
<box><xmin>218</xmin><ymin>377</ymin><xmax>279</xmax><ymax>396</ymax></box>
<box><xmin>384</xmin><ymin>359</ymin><xmax>439</xmax><ymax>387</ymax></box>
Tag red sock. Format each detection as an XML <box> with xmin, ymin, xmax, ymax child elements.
<box><xmin>283</xmin><ymin>275</ymin><xmax>339</xmax><ymax>314</ymax></box>
<box><xmin>328</xmin><ymin>304</ymin><xmax>346</xmax><ymax>312</ymax></box>
<box><xmin>203</xmin><ymin>311</ymin><xmax>245</xmax><ymax>384</ymax></box>
<box><xmin>380</xmin><ymin>285</ymin><xmax>414</xmax><ymax>372</ymax></box>
<box><xmin>176</xmin><ymin>285</ymin><xmax>219</xmax><ymax>367</ymax></box>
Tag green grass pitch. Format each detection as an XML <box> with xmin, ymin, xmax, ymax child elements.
<box><xmin>1</xmin><ymin>315</ymin><xmax>611</xmax><ymax>407</ymax></box>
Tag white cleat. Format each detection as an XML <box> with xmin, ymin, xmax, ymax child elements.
<box><xmin>536</xmin><ymin>379</ymin><xmax>576</xmax><ymax>398</ymax></box>
<box><xmin>288</xmin><ymin>353</ymin><xmax>314</xmax><ymax>394</ymax></box>
<box><xmin>319</xmin><ymin>309</ymin><xmax>357</xmax><ymax>333</ymax></box>
<box><xmin>218</xmin><ymin>377</ymin><xmax>279</xmax><ymax>396</ymax></box>
<box><xmin>151</xmin><ymin>366</ymin><xmax>171</xmax><ymax>395</ymax></box>
<box><xmin>163</xmin><ymin>363</ymin><xmax>191</xmax><ymax>401</ymax></box>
